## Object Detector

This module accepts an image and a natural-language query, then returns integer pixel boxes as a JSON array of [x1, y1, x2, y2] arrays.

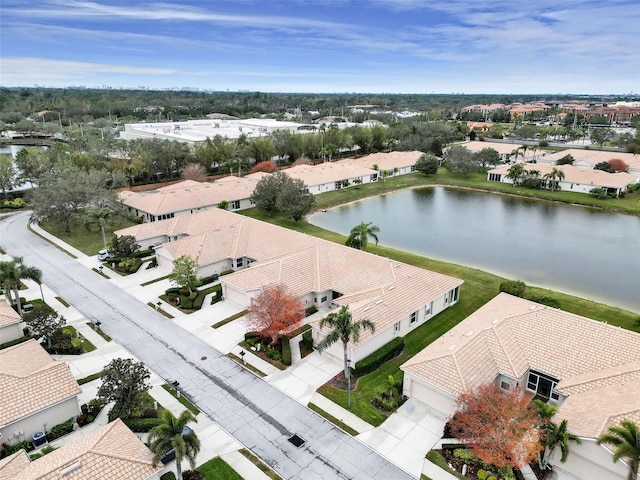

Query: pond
[[309, 187, 640, 312]]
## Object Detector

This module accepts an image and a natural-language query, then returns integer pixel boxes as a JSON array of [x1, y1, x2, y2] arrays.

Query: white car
[[97, 249, 112, 261]]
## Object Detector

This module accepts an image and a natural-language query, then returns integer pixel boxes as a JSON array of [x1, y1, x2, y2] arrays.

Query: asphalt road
[[1, 211, 415, 480]]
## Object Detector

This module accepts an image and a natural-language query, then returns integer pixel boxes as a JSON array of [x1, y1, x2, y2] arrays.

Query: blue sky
[[1, 0, 638, 94]]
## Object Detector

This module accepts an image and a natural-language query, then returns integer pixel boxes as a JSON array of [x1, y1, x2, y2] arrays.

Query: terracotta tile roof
[[0, 340, 81, 427], [460, 141, 529, 156], [0, 450, 31, 479], [0, 299, 21, 328], [401, 293, 640, 438], [539, 149, 640, 171], [488, 163, 638, 188], [336, 151, 423, 171], [118, 177, 259, 215], [7, 419, 160, 480], [284, 163, 376, 186]]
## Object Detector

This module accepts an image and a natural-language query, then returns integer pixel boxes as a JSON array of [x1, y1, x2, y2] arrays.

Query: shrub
[[488, 476, 497, 480], [628, 183, 640, 193], [192, 291, 206, 310], [199, 273, 219, 285], [522, 178, 544, 189], [281, 336, 291, 365], [220, 269, 235, 276], [267, 347, 282, 362], [453, 448, 476, 461], [48, 417, 74, 440], [590, 187, 607, 199], [526, 294, 561, 309], [1, 440, 33, 458], [499, 280, 527, 297], [305, 305, 318, 317], [121, 417, 162, 432], [160, 473, 177, 480], [354, 337, 404, 374], [182, 471, 205, 480], [245, 331, 260, 342], [477, 470, 488, 480]]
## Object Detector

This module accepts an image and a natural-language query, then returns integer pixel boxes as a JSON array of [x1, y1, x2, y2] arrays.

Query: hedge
[[281, 336, 291, 366], [192, 290, 207, 310], [220, 269, 235, 276], [0, 335, 31, 351], [199, 273, 219, 285], [121, 417, 163, 432], [48, 417, 75, 440], [354, 337, 404, 374]]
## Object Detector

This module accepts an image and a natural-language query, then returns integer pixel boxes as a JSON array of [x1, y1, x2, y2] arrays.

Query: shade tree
[[98, 358, 151, 419], [414, 153, 439, 175], [169, 255, 199, 296], [245, 284, 304, 344], [23, 304, 66, 348]]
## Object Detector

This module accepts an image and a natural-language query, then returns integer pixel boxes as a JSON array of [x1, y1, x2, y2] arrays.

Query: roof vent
[[375, 299, 382, 304], [448, 345, 456, 351], [492, 319, 499, 324], [387, 285, 395, 291], [363, 306, 370, 311], [60, 462, 82, 477], [529, 306, 536, 310], [394, 263, 401, 268], [288, 434, 306, 448]]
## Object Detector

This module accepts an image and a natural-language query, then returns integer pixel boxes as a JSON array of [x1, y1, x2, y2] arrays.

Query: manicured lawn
[[39, 215, 136, 256], [197, 457, 244, 480], [161, 384, 200, 415], [242, 173, 640, 426], [62, 325, 96, 353]]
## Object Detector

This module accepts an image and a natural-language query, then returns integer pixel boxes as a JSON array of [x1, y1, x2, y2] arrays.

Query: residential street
[[0, 211, 415, 480]]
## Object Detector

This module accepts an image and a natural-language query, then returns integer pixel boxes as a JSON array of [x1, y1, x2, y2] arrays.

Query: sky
[[1, 0, 639, 94]]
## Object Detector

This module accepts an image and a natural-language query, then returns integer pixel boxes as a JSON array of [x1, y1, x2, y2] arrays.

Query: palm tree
[[0, 257, 42, 316], [539, 419, 581, 469], [148, 409, 201, 480], [316, 305, 375, 379], [544, 167, 565, 191], [83, 206, 112, 248], [598, 420, 640, 480], [345, 221, 380, 250]]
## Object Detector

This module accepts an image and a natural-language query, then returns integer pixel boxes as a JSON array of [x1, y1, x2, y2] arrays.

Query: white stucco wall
[[0, 323, 23, 344], [402, 372, 458, 416], [0, 396, 81, 443], [550, 438, 630, 480]]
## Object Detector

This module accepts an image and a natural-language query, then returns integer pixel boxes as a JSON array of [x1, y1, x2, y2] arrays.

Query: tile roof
[[118, 177, 259, 216], [0, 299, 21, 328], [539, 149, 640, 171], [401, 293, 640, 438], [0, 450, 31, 479], [488, 163, 638, 188], [4, 419, 160, 480], [459, 141, 530, 156], [283, 163, 376, 187], [0, 340, 81, 427], [336, 151, 424, 171]]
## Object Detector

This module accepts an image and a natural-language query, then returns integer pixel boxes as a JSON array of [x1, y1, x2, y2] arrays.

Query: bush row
[[48, 417, 75, 441], [355, 337, 404, 374], [121, 417, 163, 432]]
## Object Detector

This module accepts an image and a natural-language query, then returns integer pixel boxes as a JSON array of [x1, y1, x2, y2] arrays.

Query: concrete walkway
[[18, 219, 456, 478]]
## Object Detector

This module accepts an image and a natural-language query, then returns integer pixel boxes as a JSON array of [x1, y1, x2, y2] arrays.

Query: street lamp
[[347, 358, 352, 410], [239, 350, 246, 365]]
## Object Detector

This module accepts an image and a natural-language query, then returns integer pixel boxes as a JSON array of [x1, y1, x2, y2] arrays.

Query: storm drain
[[288, 434, 306, 448]]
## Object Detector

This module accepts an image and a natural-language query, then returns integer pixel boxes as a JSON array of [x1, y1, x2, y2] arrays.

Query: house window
[[321, 295, 327, 303], [488, 173, 502, 182], [526, 369, 560, 400], [500, 381, 510, 390], [230, 200, 240, 210], [451, 286, 460, 303], [370, 174, 378, 182], [334, 181, 343, 190], [394, 321, 401, 333], [410, 311, 418, 325], [425, 302, 433, 317], [236, 258, 243, 268]]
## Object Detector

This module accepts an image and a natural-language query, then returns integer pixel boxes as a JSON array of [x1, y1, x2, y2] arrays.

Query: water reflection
[[309, 187, 640, 312]]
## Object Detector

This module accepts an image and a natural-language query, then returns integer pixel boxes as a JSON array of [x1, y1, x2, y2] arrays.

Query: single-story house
[[221, 237, 463, 363], [0, 418, 163, 479], [486, 163, 638, 197], [140, 208, 463, 363], [337, 150, 424, 177], [0, 339, 81, 444], [401, 293, 640, 480], [118, 177, 259, 222], [455, 141, 541, 162], [0, 299, 23, 344], [283, 163, 378, 194], [537, 149, 640, 176]]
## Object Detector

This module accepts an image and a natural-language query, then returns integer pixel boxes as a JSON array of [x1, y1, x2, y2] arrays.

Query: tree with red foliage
[[607, 159, 629, 172], [245, 284, 304, 343], [450, 383, 542, 470], [181, 163, 208, 181], [250, 161, 278, 174]]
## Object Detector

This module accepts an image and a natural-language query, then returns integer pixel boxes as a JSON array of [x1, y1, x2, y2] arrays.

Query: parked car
[[97, 249, 112, 261], [159, 426, 194, 464]]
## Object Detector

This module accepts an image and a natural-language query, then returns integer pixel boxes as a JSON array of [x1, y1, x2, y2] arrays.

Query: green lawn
[[62, 325, 96, 353], [197, 457, 244, 480], [39, 215, 136, 256], [161, 384, 200, 415], [242, 173, 640, 426]]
